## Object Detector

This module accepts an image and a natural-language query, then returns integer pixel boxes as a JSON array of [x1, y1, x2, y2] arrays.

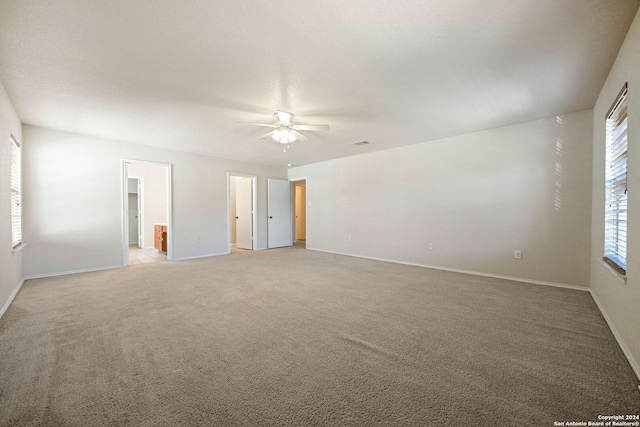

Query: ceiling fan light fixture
[[242, 110, 327, 149], [272, 127, 296, 144]]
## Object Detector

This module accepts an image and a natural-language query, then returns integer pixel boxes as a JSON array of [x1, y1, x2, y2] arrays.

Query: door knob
[[269, 216, 273, 219], [235, 216, 239, 219]]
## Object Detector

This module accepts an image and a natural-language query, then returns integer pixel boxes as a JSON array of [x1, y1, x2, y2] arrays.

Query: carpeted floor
[[0, 246, 638, 426]]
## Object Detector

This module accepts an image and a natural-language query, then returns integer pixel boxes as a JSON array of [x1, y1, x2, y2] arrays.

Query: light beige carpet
[[0, 246, 638, 426]]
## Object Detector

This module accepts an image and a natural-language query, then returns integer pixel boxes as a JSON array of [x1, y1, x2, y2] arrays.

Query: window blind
[[604, 83, 628, 275], [10, 135, 22, 249]]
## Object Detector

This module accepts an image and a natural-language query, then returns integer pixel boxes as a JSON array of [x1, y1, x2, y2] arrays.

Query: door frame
[[121, 159, 173, 265], [290, 177, 307, 244], [227, 173, 257, 252], [128, 175, 145, 248]]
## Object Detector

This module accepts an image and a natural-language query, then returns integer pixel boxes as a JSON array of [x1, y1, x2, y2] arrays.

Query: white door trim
[[227, 173, 257, 251], [122, 159, 173, 266]]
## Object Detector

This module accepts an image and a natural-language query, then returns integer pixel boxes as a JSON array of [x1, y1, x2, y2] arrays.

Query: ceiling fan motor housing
[[275, 111, 294, 126]]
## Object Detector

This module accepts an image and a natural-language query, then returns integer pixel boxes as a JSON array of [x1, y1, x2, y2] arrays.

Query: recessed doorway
[[228, 173, 257, 253], [127, 176, 143, 249], [122, 160, 173, 266], [291, 178, 307, 249]]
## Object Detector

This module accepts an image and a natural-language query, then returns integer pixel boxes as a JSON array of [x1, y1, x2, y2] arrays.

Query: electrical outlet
[[514, 250, 522, 259], [196, 237, 200, 244], [348, 236, 352, 242], [429, 243, 433, 250]]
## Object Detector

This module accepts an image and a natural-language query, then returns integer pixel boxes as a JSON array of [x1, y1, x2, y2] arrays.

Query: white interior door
[[236, 178, 253, 249], [268, 179, 292, 249], [136, 180, 143, 248]]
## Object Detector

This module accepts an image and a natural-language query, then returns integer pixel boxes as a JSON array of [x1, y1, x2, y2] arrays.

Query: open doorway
[[291, 178, 307, 249], [127, 176, 144, 248], [122, 160, 173, 266], [228, 173, 257, 253]]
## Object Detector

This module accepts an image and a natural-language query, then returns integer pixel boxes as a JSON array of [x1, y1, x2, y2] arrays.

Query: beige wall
[[289, 110, 593, 288], [22, 125, 287, 277], [590, 8, 640, 378], [0, 80, 23, 316]]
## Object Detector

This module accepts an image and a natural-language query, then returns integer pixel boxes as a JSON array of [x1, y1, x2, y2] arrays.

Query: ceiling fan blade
[[258, 130, 277, 140], [291, 130, 308, 141], [238, 122, 278, 128], [291, 124, 330, 131]]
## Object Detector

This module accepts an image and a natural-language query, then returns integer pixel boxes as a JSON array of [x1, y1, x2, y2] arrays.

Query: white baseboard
[[590, 291, 640, 381], [308, 248, 589, 292], [0, 278, 25, 319], [25, 265, 122, 280], [172, 252, 230, 261]]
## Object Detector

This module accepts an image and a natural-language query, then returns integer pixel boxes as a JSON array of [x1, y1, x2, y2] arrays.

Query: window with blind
[[10, 135, 22, 249], [604, 83, 628, 275]]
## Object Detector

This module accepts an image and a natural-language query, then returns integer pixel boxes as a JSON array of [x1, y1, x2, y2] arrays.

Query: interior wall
[[127, 178, 139, 245], [127, 163, 167, 249], [128, 178, 138, 194], [22, 125, 287, 278], [289, 110, 593, 288], [590, 7, 640, 378], [0, 79, 23, 315], [127, 193, 138, 244]]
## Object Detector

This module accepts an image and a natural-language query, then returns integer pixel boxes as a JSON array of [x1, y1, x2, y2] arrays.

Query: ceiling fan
[[240, 111, 330, 149]]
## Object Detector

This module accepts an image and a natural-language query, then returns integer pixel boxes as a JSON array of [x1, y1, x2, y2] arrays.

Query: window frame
[[603, 82, 628, 276]]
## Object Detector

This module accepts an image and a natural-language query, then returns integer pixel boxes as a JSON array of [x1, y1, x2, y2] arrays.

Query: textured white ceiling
[[0, 0, 638, 167]]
